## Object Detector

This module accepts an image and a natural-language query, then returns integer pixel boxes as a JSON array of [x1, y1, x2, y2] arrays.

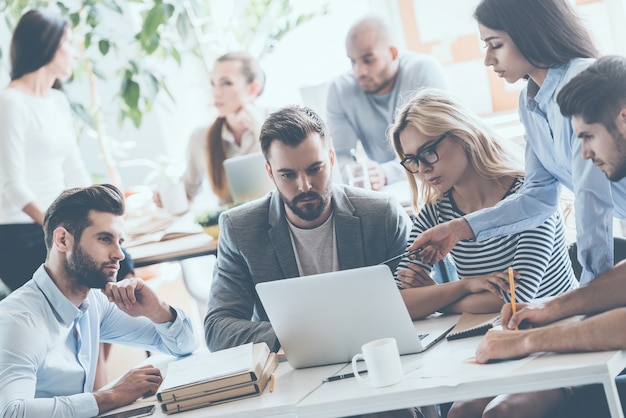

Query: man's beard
[[281, 190, 332, 221], [607, 128, 626, 181], [360, 76, 393, 95], [65, 243, 117, 289]]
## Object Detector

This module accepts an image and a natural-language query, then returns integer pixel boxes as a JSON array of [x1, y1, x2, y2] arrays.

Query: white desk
[[298, 315, 626, 418], [103, 315, 626, 418], [102, 355, 345, 418]]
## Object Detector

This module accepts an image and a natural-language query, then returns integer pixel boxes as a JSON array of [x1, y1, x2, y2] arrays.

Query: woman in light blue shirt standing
[[411, 0, 626, 287]]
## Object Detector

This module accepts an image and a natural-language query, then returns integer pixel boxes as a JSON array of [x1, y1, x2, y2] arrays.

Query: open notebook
[[446, 312, 500, 340], [256, 265, 455, 369]]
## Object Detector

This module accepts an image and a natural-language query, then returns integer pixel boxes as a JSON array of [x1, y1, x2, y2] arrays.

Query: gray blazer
[[204, 184, 411, 351]]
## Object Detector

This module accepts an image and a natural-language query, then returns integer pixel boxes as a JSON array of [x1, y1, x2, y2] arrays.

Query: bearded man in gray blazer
[[204, 105, 412, 352]]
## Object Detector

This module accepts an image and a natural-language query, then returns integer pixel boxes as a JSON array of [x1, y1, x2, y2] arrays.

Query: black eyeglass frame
[[400, 133, 448, 173]]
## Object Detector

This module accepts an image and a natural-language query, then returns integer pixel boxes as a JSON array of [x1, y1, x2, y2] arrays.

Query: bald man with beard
[[327, 15, 448, 191]]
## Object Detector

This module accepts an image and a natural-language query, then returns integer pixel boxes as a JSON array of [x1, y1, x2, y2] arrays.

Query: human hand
[[94, 365, 163, 412], [463, 269, 521, 299], [152, 190, 163, 208], [234, 103, 263, 134], [102, 278, 173, 323], [500, 300, 556, 330], [396, 262, 436, 288], [407, 218, 474, 264], [366, 160, 386, 191], [475, 329, 530, 363]]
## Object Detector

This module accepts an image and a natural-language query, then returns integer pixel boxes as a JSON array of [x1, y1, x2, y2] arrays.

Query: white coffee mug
[[159, 181, 189, 215], [351, 337, 404, 388]]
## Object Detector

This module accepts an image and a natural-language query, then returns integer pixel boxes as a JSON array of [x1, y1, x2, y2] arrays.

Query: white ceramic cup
[[159, 181, 189, 215], [345, 161, 371, 190], [351, 337, 404, 388]]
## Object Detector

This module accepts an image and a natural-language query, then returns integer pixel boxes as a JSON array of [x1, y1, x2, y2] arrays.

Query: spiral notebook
[[446, 312, 500, 340]]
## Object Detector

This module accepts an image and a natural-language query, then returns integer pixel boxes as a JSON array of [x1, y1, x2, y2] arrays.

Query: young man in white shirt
[[0, 184, 198, 418]]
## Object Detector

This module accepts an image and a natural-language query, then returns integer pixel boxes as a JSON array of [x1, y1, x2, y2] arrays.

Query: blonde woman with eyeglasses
[[390, 89, 576, 321]]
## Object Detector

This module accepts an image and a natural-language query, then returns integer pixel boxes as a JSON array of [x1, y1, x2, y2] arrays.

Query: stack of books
[[156, 342, 278, 414]]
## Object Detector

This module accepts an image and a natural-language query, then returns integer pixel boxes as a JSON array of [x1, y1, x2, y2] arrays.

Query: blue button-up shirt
[[466, 58, 626, 284], [0, 266, 198, 418]]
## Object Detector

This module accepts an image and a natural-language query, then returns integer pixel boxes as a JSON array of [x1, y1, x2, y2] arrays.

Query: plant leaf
[[98, 39, 110, 55], [122, 78, 140, 109]]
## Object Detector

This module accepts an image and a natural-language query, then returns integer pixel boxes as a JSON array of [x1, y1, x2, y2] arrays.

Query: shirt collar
[[526, 62, 570, 105], [33, 265, 86, 327], [220, 121, 258, 151]]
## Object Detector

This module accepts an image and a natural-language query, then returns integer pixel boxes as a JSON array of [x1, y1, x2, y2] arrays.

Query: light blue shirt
[[0, 266, 198, 418], [327, 52, 449, 185], [467, 58, 626, 284]]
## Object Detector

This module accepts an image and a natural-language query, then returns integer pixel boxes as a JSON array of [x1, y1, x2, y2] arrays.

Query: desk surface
[[100, 314, 626, 418], [298, 326, 626, 417], [101, 355, 344, 418]]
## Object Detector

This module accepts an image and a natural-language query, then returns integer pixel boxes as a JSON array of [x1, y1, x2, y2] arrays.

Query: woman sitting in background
[[390, 88, 577, 320], [181, 51, 266, 206]]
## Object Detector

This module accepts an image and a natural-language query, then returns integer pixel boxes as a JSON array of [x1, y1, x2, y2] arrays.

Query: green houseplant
[[0, 0, 327, 187], [194, 204, 237, 239]]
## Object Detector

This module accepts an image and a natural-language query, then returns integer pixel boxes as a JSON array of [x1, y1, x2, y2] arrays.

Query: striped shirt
[[397, 177, 578, 302]]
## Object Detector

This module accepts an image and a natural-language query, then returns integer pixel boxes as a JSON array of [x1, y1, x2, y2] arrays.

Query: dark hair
[[206, 51, 265, 200], [260, 105, 328, 159], [10, 9, 68, 88], [558, 56, 626, 131], [43, 184, 125, 251], [474, 0, 598, 68]]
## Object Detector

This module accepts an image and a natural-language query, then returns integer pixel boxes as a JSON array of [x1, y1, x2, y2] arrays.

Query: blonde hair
[[390, 88, 523, 211]]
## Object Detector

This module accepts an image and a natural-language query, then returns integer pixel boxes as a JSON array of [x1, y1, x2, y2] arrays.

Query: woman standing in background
[[0, 8, 134, 291], [0, 9, 94, 291]]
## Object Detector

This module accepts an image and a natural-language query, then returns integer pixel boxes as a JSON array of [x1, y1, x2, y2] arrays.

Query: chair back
[[568, 237, 626, 280]]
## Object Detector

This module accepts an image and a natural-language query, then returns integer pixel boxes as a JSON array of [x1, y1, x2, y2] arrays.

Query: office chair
[[567, 236, 626, 280]]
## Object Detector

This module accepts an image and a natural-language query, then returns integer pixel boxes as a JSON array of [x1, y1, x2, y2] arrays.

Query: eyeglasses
[[400, 133, 447, 173]]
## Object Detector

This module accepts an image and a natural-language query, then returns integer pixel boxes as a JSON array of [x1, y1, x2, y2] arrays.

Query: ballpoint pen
[[323, 364, 422, 383], [379, 248, 422, 265], [323, 370, 367, 382]]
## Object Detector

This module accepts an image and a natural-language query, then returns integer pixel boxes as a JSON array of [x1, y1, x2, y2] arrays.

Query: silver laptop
[[255, 265, 454, 369], [223, 152, 275, 203]]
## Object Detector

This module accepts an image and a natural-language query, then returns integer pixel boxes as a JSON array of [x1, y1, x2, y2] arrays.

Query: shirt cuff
[[76, 393, 100, 418]]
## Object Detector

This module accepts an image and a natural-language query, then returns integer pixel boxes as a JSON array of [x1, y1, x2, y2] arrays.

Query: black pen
[[323, 370, 367, 382]]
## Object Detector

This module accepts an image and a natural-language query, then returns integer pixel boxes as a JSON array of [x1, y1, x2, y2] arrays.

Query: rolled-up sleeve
[[99, 294, 198, 356], [570, 134, 614, 283]]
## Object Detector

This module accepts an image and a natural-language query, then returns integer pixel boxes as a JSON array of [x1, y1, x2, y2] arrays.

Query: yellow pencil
[[508, 267, 518, 330]]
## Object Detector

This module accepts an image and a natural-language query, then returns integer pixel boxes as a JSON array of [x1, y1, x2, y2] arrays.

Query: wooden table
[[126, 233, 217, 268]]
